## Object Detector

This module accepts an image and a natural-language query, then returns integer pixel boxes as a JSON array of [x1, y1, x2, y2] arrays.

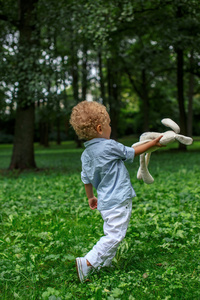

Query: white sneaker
[[76, 257, 92, 282]]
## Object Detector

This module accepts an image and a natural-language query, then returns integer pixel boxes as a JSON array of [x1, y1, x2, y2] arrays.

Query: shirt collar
[[84, 138, 108, 148]]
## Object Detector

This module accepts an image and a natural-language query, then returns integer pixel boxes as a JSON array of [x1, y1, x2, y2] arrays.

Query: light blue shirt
[[81, 138, 136, 211]]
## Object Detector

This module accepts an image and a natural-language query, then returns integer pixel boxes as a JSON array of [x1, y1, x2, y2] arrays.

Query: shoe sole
[[76, 258, 84, 282]]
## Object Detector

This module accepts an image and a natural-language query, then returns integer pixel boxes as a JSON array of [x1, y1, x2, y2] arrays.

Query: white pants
[[85, 199, 132, 269]]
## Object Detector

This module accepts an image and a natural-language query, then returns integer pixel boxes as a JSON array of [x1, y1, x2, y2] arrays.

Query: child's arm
[[84, 183, 98, 210], [133, 135, 163, 156]]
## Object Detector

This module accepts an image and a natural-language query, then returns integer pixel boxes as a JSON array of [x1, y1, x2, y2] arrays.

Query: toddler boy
[[70, 101, 162, 282]]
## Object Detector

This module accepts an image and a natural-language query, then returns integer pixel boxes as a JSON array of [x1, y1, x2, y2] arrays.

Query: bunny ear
[[175, 134, 193, 145], [161, 118, 180, 133]]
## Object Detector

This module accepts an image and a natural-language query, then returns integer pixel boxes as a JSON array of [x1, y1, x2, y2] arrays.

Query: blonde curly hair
[[70, 101, 109, 140]]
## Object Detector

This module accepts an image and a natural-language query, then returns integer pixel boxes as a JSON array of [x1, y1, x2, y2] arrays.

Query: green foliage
[[1, 0, 200, 150], [0, 140, 200, 299]]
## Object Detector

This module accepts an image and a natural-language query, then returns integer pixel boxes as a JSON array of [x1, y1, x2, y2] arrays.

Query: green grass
[[0, 138, 200, 299]]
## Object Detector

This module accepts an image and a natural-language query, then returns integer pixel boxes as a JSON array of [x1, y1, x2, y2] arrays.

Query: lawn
[[0, 138, 200, 299]]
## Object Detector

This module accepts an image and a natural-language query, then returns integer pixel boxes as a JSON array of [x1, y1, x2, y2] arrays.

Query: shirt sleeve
[[108, 140, 135, 163], [81, 169, 90, 184], [81, 151, 91, 184], [124, 145, 135, 163]]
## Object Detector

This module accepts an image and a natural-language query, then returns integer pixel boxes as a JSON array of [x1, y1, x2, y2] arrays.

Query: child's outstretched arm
[[133, 135, 163, 156], [84, 183, 98, 210]]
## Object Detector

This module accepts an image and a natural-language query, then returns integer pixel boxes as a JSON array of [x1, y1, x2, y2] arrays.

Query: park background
[[0, 0, 200, 299]]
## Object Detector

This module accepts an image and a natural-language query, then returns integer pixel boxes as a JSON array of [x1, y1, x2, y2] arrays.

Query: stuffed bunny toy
[[132, 118, 193, 184]]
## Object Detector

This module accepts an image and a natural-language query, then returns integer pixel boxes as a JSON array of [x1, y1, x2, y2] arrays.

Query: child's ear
[[96, 124, 102, 135]]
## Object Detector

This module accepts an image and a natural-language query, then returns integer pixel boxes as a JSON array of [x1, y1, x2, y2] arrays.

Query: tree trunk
[[71, 48, 79, 103], [56, 115, 61, 145], [141, 69, 149, 132], [81, 44, 88, 101], [53, 35, 61, 146], [61, 56, 69, 138], [71, 48, 82, 147], [55, 94, 61, 146], [10, 104, 36, 169], [176, 5, 187, 150], [9, 0, 38, 169], [107, 58, 120, 140], [176, 48, 187, 150], [187, 51, 194, 137], [98, 50, 106, 105], [40, 121, 49, 147]]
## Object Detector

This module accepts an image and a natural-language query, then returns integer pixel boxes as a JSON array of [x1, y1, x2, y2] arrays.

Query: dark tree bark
[[53, 35, 61, 146], [9, 0, 38, 169], [107, 58, 120, 140], [61, 55, 69, 138], [81, 44, 88, 101], [176, 48, 187, 151], [72, 50, 82, 148], [10, 103, 36, 169], [55, 94, 61, 146], [56, 112, 61, 145], [187, 51, 194, 137], [39, 121, 49, 148], [176, 5, 187, 151], [98, 50, 106, 105], [70, 35, 82, 148], [71, 45, 79, 103], [141, 69, 150, 132], [176, 49, 187, 134]]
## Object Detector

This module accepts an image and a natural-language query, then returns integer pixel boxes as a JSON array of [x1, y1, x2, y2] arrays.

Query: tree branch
[[122, 61, 143, 98]]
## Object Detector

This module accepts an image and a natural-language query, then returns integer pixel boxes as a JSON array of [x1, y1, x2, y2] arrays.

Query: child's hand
[[150, 135, 166, 148], [134, 135, 165, 156], [88, 197, 98, 210], [154, 135, 165, 147]]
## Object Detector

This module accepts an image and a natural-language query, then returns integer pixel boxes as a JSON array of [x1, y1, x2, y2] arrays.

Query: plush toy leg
[[140, 153, 154, 184], [145, 152, 151, 167], [137, 157, 142, 180]]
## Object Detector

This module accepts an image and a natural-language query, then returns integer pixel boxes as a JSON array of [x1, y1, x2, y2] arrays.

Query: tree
[[1, 0, 200, 170], [158, 0, 200, 148], [187, 50, 194, 137], [9, 0, 39, 169], [82, 0, 200, 136], [0, 0, 78, 165]]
